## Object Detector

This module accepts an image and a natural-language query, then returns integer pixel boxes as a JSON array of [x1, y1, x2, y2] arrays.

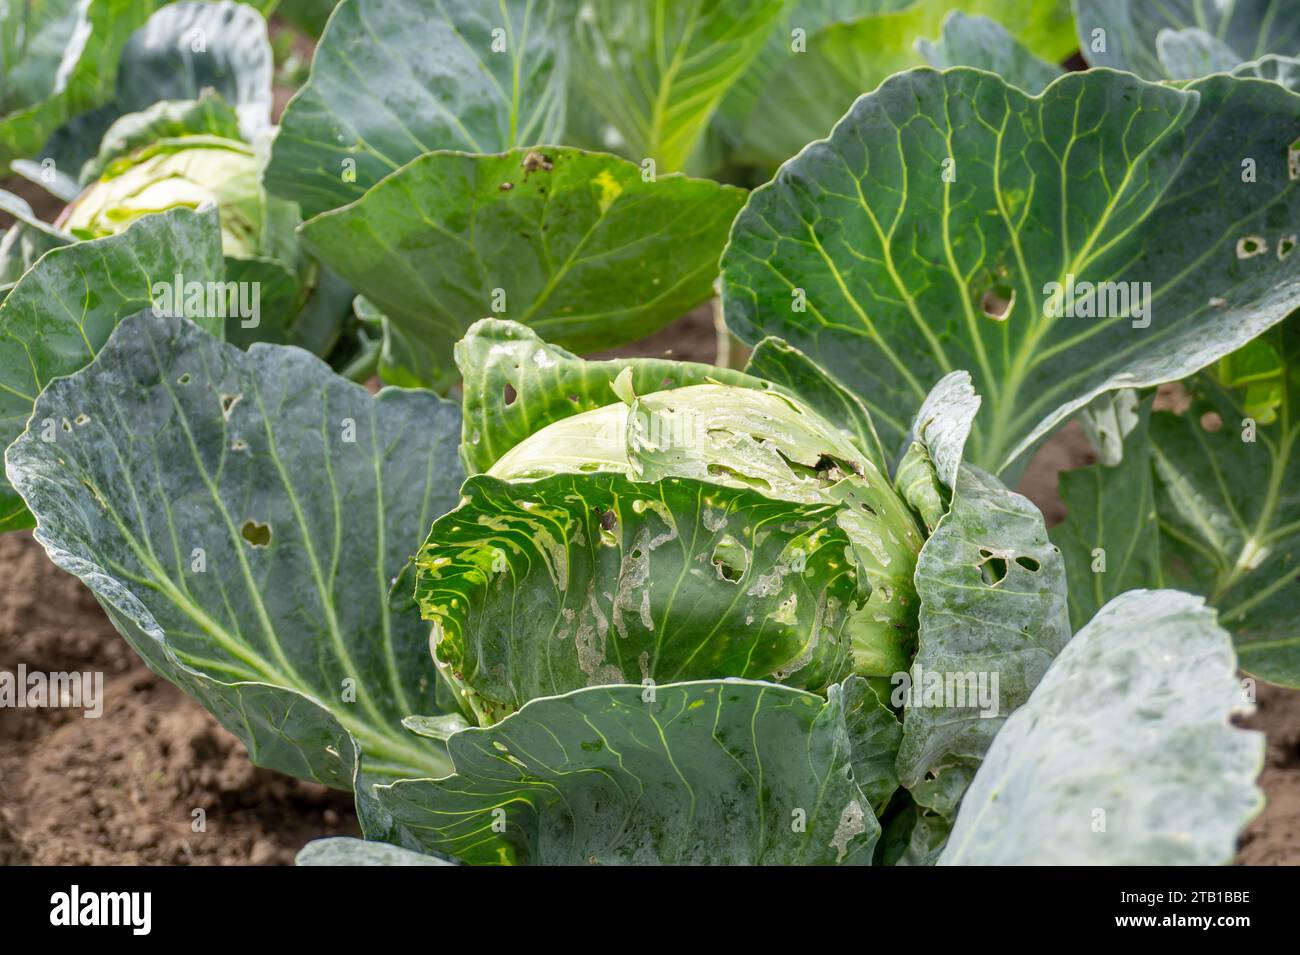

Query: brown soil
[[0, 301, 1294, 865]]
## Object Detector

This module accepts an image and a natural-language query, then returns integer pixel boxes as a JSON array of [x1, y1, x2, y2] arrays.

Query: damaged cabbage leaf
[[744, 336, 890, 477], [418, 471, 872, 723], [5, 311, 462, 796], [299, 148, 745, 389], [1073, 0, 1299, 80], [0, 206, 223, 531], [378, 679, 879, 865], [722, 68, 1300, 474], [457, 319, 784, 474], [1151, 319, 1300, 687], [941, 590, 1263, 864], [891, 372, 1070, 860], [267, 0, 567, 217]]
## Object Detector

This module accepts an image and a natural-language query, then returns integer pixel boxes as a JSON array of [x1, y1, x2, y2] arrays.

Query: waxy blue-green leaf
[[940, 590, 1263, 864], [892, 373, 1070, 833], [916, 12, 1064, 94], [300, 148, 746, 390], [722, 68, 1300, 474], [564, 0, 783, 173], [893, 371, 980, 532], [378, 679, 880, 865], [1050, 393, 1163, 629], [0, 206, 223, 530], [296, 837, 454, 866], [416, 471, 866, 723], [1074, 0, 1300, 80], [266, 0, 567, 218], [734, 0, 1077, 171], [1151, 319, 1300, 686], [5, 310, 462, 790], [1231, 54, 1300, 91]]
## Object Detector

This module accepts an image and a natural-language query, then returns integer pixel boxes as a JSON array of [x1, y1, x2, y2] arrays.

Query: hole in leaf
[[1279, 235, 1296, 260], [980, 557, 1008, 586], [177, 373, 191, 385], [980, 284, 1014, 320], [220, 393, 242, 419], [711, 535, 749, 582], [1015, 556, 1040, 572], [1236, 235, 1267, 259], [240, 519, 271, 548], [503, 382, 518, 406], [707, 464, 771, 492], [1201, 411, 1223, 432]]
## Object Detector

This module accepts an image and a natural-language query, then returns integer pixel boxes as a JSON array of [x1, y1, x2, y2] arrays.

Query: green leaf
[[5, 310, 462, 791], [44, 0, 276, 181], [841, 676, 903, 814], [940, 590, 1263, 864], [722, 68, 1300, 474], [266, 0, 567, 217], [296, 837, 454, 866], [0, 0, 165, 169], [1230, 54, 1300, 91], [893, 371, 980, 532], [735, 0, 1077, 171], [80, 92, 244, 184], [221, 254, 304, 348], [1050, 393, 1163, 629], [377, 678, 880, 865], [712, 0, 866, 148], [0, 189, 74, 288], [455, 318, 759, 475], [744, 336, 889, 476], [299, 147, 746, 389], [564, 0, 783, 173], [1150, 319, 1300, 686], [116, 1, 274, 136], [1074, 0, 1300, 80], [0, 206, 224, 531], [416, 471, 866, 723], [1156, 27, 1246, 79], [892, 373, 1070, 825], [916, 12, 1064, 94]]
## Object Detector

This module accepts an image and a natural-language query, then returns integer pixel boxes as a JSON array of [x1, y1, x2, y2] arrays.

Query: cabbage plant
[[1, 0, 1293, 868], [3, 314, 1264, 865]]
